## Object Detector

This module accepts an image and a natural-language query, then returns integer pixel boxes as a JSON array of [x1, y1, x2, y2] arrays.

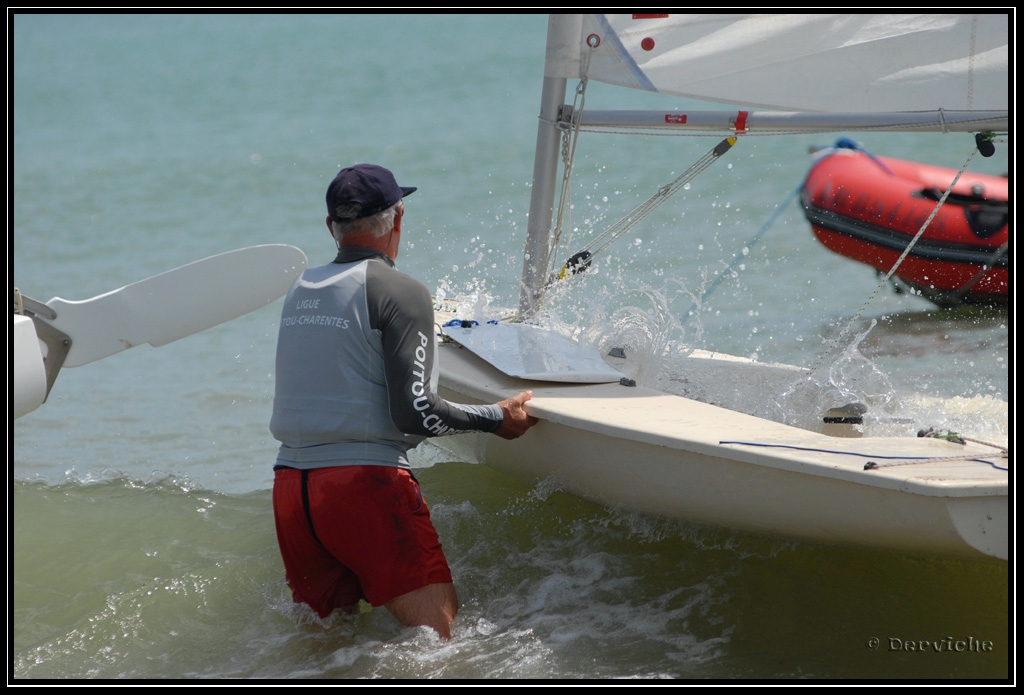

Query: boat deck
[[437, 339, 1006, 499]]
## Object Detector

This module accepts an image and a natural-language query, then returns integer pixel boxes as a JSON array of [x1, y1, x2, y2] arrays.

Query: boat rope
[[550, 136, 737, 284], [948, 241, 1009, 302], [863, 457, 1006, 471], [544, 37, 741, 288], [546, 79, 590, 284], [917, 427, 1009, 453], [543, 44, 597, 289], [720, 439, 1008, 471], [682, 182, 801, 322], [807, 142, 981, 375]]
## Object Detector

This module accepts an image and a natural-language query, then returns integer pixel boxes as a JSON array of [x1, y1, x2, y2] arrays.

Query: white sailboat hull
[[478, 13, 1008, 562], [436, 336, 1007, 561]]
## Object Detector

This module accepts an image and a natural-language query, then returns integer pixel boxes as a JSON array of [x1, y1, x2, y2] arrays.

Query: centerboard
[[441, 321, 625, 383]]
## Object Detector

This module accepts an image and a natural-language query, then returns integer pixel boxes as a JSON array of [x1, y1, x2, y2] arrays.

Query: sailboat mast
[[518, 72, 566, 316], [519, 14, 579, 316]]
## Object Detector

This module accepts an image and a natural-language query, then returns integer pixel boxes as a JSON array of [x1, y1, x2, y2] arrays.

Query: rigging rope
[[546, 78, 590, 283], [948, 241, 1009, 303], [543, 44, 596, 290], [550, 136, 737, 285], [807, 143, 981, 375], [682, 182, 801, 322], [543, 37, 742, 290]]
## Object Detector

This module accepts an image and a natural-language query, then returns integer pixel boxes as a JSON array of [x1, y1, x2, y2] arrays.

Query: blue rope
[[832, 136, 895, 175], [684, 183, 801, 321], [441, 318, 499, 329], [683, 136, 903, 322]]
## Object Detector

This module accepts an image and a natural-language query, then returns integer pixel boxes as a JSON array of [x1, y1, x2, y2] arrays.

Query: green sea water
[[12, 13, 1010, 680]]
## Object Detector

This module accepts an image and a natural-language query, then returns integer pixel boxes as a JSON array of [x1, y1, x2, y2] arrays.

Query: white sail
[[521, 14, 1010, 312], [546, 14, 1008, 114]]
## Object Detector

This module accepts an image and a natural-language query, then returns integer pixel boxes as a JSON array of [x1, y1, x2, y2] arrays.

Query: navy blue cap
[[326, 164, 416, 223]]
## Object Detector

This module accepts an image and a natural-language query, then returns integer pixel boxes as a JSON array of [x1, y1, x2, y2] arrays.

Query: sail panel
[[545, 14, 1008, 114]]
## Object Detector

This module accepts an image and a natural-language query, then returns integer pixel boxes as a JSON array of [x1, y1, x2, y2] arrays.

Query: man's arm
[[370, 262, 505, 437]]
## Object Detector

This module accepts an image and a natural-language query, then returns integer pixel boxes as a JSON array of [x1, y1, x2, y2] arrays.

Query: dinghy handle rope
[[948, 241, 1009, 303], [808, 142, 980, 375], [720, 439, 1008, 471], [916, 428, 1008, 453]]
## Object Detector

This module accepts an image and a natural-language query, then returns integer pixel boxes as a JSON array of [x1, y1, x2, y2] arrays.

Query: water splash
[[437, 264, 1006, 442], [766, 319, 898, 431]]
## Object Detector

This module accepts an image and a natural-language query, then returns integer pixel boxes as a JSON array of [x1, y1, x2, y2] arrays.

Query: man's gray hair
[[331, 202, 401, 241]]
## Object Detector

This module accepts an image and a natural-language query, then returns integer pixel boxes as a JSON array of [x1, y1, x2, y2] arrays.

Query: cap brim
[[400, 186, 417, 198]]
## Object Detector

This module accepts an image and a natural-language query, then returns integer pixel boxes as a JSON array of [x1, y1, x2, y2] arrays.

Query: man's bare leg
[[385, 582, 459, 639]]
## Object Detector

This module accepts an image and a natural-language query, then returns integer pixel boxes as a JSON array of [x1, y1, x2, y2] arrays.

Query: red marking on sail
[[633, 14, 668, 19], [640, 37, 656, 51]]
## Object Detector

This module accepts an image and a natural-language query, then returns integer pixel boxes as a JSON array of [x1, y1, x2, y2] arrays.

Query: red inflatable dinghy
[[801, 146, 1008, 307]]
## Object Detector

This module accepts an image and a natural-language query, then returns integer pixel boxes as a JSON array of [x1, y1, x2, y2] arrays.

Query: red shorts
[[272, 465, 453, 617]]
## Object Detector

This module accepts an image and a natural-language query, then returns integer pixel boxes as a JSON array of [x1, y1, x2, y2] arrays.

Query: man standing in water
[[270, 164, 537, 639]]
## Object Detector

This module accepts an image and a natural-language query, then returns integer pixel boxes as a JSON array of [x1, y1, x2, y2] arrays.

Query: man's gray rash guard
[[270, 247, 502, 470]]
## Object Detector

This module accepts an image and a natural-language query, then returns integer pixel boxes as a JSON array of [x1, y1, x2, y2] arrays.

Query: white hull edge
[[435, 337, 1007, 561]]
